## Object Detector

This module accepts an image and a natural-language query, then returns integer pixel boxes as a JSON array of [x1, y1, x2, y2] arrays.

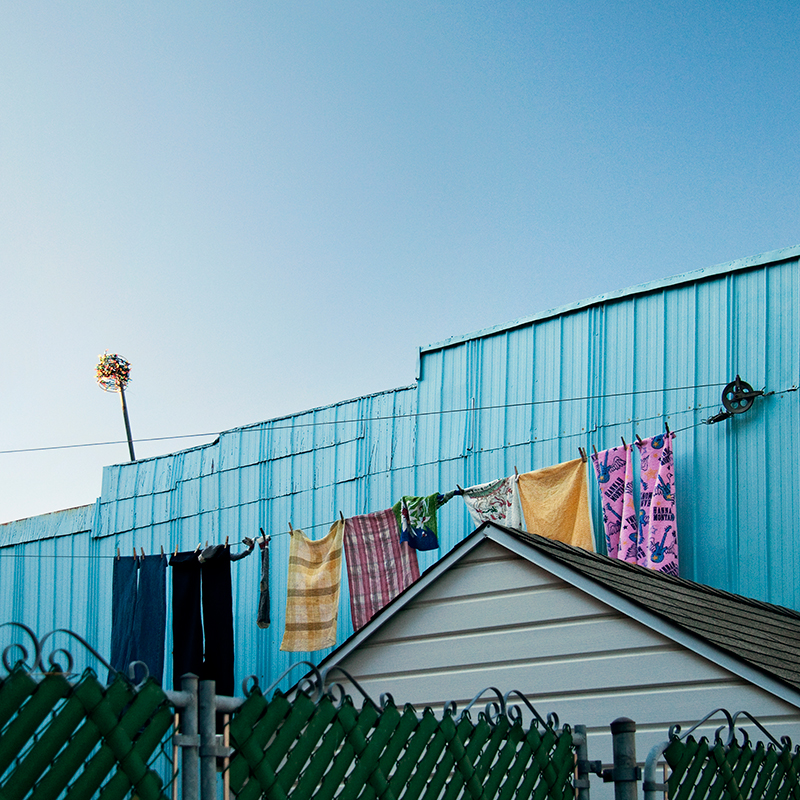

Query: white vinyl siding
[[331, 540, 800, 771]]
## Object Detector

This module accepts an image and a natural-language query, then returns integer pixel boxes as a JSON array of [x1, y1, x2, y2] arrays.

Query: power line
[[0, 381, 730, 456]]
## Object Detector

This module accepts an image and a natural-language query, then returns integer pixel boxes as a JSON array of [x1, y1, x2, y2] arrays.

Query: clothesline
[[2, 388, 793, 558], [0, 381, 734, 456]]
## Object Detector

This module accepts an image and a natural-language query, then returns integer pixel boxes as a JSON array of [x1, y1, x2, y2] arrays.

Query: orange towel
[[280, 521, 344, 652], [518, 459, 595, 551]]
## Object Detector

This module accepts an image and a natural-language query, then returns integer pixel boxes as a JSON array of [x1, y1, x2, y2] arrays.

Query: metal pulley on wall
[[705, 376, 765, 424]]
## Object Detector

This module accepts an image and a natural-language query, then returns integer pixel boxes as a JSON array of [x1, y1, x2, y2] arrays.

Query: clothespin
[[116, 547, 120, 561], [225, 536, 229, 549], [288, 522, 294, 535], [456, 483, 464, 494], [195, 542, 202, 553], [621, 436, 627, 448], [160, 545, 164, 559], [664, 421, 671, 436], [133, 546, 137, 559], [174, 545, 179, 557], [141, 546, 146, 557], [578, 447, 587, 463], [591, 444, 598, 457], [205, 540, 208, 548], [339, 511, 345, 524], [635, 434, 644, 445], [514, 466, 519, 481]]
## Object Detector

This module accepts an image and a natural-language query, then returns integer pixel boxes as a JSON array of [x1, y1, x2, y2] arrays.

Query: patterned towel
[[518, 459, 595, 551], [591, 445, 636, 559], [344, 509, 420, 631], [280, 521, 344, 652], [635, 433, 679, 575], [461, 476, 525, 530]]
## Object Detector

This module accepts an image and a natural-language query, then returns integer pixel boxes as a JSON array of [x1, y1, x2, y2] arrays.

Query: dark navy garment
[[257, 539, 270, 629], [108, 555, 166, 685], [170, 549, 234, 696]]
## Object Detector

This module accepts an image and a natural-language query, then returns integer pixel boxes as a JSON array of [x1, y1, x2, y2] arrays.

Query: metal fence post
[[176, 673, 199, 800], [603, 717, 641, 800], [574, 724, 602, 800], [199, 679, 218, 800]]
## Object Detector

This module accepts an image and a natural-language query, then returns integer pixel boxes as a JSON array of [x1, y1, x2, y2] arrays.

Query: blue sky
[[1, 1, 798, 523]]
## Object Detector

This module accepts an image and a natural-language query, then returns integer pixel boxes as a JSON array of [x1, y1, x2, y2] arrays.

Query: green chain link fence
[[0, 665, 176, 800], [227, 686, 576, 800], [664, 733, 800, 800]]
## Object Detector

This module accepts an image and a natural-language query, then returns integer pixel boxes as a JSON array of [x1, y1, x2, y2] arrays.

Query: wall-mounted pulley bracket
[[721, 376, 764, 414], [704, 375, 764, 425]]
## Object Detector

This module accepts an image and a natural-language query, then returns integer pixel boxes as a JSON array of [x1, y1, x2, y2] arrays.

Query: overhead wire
[[1, 383, 795, 557], [0, 381, 732, 456]]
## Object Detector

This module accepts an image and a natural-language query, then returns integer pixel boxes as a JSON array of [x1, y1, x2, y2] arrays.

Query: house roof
[[494, 524, 800, 693], [318, 522, 800, 699]]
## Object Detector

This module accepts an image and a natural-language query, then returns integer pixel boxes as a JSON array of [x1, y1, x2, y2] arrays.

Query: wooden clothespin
[[174, 545, 179, 557], [195, 542, 202, 553], [635, 434, 644, 445], [141, 546, 146, 557], [591, 444, 598, 457], [133, 545, 137, 559], [514, 466, 519, 480], [664, 421, 671, 436], [456, 483, 464, 494], [621, 436, 627, 448], [116, 547, 120, 561], [339, 511, 345, 524], [578, 447, 587, 463], [288, 522, 294, 535], [160, 545, 164, 559], [225, 536, 229, 549]]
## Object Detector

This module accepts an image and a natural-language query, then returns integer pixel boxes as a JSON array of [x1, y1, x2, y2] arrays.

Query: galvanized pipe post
[[604, 717, 641, 800], [175, 673, 199, 800], [199, 679, 218, 800], [573, 724, 599, 800]]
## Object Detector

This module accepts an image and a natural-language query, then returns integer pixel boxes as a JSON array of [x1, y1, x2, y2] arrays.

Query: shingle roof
[[495, 524, 800, 692]]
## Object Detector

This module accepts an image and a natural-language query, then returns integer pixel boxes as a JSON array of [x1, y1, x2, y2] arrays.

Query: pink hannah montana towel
[[636, 433, 679, 576], [591, 444, 637, 560]]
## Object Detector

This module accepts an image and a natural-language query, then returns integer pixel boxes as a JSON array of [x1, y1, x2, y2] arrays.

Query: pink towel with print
[[591, 445, 637, 559], [343, 509, 420, 631], [636, 433, 679, 575]]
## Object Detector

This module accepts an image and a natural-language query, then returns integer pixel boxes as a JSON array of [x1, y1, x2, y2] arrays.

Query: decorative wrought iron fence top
[[644, 707, 800, 800], [0, 622, 151, 687], [241, 657, 566, 732]]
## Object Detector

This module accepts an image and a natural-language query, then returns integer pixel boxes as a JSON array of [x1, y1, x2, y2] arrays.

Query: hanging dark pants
[[109, 555, 166, 685], [170, 549, 234, 696]]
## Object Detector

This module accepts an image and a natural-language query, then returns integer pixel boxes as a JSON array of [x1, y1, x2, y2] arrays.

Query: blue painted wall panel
[[2, 247, 799, 695]]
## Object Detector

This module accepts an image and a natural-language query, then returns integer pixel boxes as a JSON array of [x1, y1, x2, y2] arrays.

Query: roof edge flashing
[[421, 244, 800, 355]]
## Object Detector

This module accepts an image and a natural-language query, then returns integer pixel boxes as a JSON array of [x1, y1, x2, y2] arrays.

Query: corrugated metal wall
[[1, 246, 798, 694]]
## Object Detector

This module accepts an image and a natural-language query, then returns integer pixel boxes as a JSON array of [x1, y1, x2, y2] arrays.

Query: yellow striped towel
[[280, 521, 344, 652]]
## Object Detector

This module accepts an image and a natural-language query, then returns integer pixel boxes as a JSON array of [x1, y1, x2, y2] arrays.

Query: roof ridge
[[503, 526, 800, 620]]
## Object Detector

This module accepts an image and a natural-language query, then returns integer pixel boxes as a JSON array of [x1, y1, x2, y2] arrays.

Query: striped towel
[[344, 509, 420, 631], [280, 521, 344, 652]]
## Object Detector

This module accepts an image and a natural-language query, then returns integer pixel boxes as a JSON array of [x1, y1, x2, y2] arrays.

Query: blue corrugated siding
[[2, 247, 799, 694]]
